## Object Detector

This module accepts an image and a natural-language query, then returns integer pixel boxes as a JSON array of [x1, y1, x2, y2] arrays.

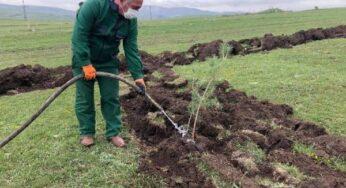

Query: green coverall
[[71, 0, 143, 138]]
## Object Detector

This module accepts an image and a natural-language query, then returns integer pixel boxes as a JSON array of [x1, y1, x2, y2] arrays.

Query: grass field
[[1, 8, 346, 186]]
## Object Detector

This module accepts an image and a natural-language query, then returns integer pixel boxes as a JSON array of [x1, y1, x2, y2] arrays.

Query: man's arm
[[72, 0, 99, 68], [123, 19, 144, 80]]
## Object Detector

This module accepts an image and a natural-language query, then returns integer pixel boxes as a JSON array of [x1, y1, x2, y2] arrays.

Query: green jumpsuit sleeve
[[71, 0, 99, 68], [123, 19, 144, 80]]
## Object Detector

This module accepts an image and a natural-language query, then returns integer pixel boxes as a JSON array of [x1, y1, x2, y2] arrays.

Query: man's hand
[[135, 78, 146, 96], [82, 64, 96, 80]]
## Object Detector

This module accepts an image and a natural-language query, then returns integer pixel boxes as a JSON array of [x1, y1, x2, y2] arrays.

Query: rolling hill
[[0, 3, 240, 21], [0, 4, 75, 20], [139, 5, 240, 19]]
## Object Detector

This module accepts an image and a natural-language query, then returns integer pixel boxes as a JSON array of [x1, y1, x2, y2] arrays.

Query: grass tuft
[[235, 141, 266, 164], [198, 159, 241, 188], [257, 178, 292, 188], [274, 163, 309, 181], [293, 142, 316, 156]]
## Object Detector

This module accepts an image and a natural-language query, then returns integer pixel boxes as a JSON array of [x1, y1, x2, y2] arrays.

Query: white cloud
[[1, 0, 346, 12]]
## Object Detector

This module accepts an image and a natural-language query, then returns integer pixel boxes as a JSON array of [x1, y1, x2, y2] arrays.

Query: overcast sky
[[1, 0, 346, 12]]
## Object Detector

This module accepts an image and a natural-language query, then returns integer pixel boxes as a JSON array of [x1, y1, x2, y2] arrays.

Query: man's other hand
[[82, 64, 96, 80]]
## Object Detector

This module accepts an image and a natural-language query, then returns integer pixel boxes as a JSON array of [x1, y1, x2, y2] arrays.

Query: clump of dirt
[[0, 64, 72, 95], [305, 135, 346, 157], [239, 37, 262, 49], [228, 40, 245, 55], [261, 34, 292, 51], [139, 136, 215, 187], [289, 30, 307, 45], [187, 40, 223, 61], [118, 51, 192, 74], [323, 25, 346, 38], [203, 154, 261, 188]]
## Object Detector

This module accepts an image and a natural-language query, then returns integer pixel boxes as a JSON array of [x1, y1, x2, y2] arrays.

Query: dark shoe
[[110, 136, 126, 148], [80, 136, 94, 147]]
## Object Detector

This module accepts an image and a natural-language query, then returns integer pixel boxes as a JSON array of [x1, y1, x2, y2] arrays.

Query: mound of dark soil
[[187, 25, 346, 61], [188, 40, 223, 61], [0, 51, 193, 96], [118, 51, 192, 74], [0, 64, 72, 95]]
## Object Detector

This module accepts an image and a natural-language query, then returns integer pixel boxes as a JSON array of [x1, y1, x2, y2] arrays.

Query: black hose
[[0, 72, 155, 149]]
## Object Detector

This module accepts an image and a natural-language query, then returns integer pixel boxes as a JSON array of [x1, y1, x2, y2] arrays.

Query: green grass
[[235, 141, 266, 164], [257, 178, 292, 188], [330, 158, 346, 174], [293, 142, 316, 156], [274, 163, 309, 181], [152, 70, 164, 79], [175, 39, 346, 136], [0, 87, 161, 187], [1, 7, 346, 186]]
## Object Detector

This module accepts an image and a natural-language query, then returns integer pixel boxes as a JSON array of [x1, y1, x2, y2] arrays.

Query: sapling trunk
[[187, 80, 198, 132], [187, 112, 193, 132], [191, 79, 214, 141]]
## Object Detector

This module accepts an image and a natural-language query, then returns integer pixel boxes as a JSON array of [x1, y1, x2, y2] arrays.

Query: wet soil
[[1, 25, 346, 187]]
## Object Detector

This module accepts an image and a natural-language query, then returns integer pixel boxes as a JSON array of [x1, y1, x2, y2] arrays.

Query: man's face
[[115, 0, 142, 16]]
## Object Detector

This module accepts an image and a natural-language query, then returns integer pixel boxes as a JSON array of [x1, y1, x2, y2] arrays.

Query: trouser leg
[[73, 69, 96, 137], [96, 67, 122, 139]]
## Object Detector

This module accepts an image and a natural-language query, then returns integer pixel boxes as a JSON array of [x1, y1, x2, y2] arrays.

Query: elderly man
[[71, 0, 145, 147]]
